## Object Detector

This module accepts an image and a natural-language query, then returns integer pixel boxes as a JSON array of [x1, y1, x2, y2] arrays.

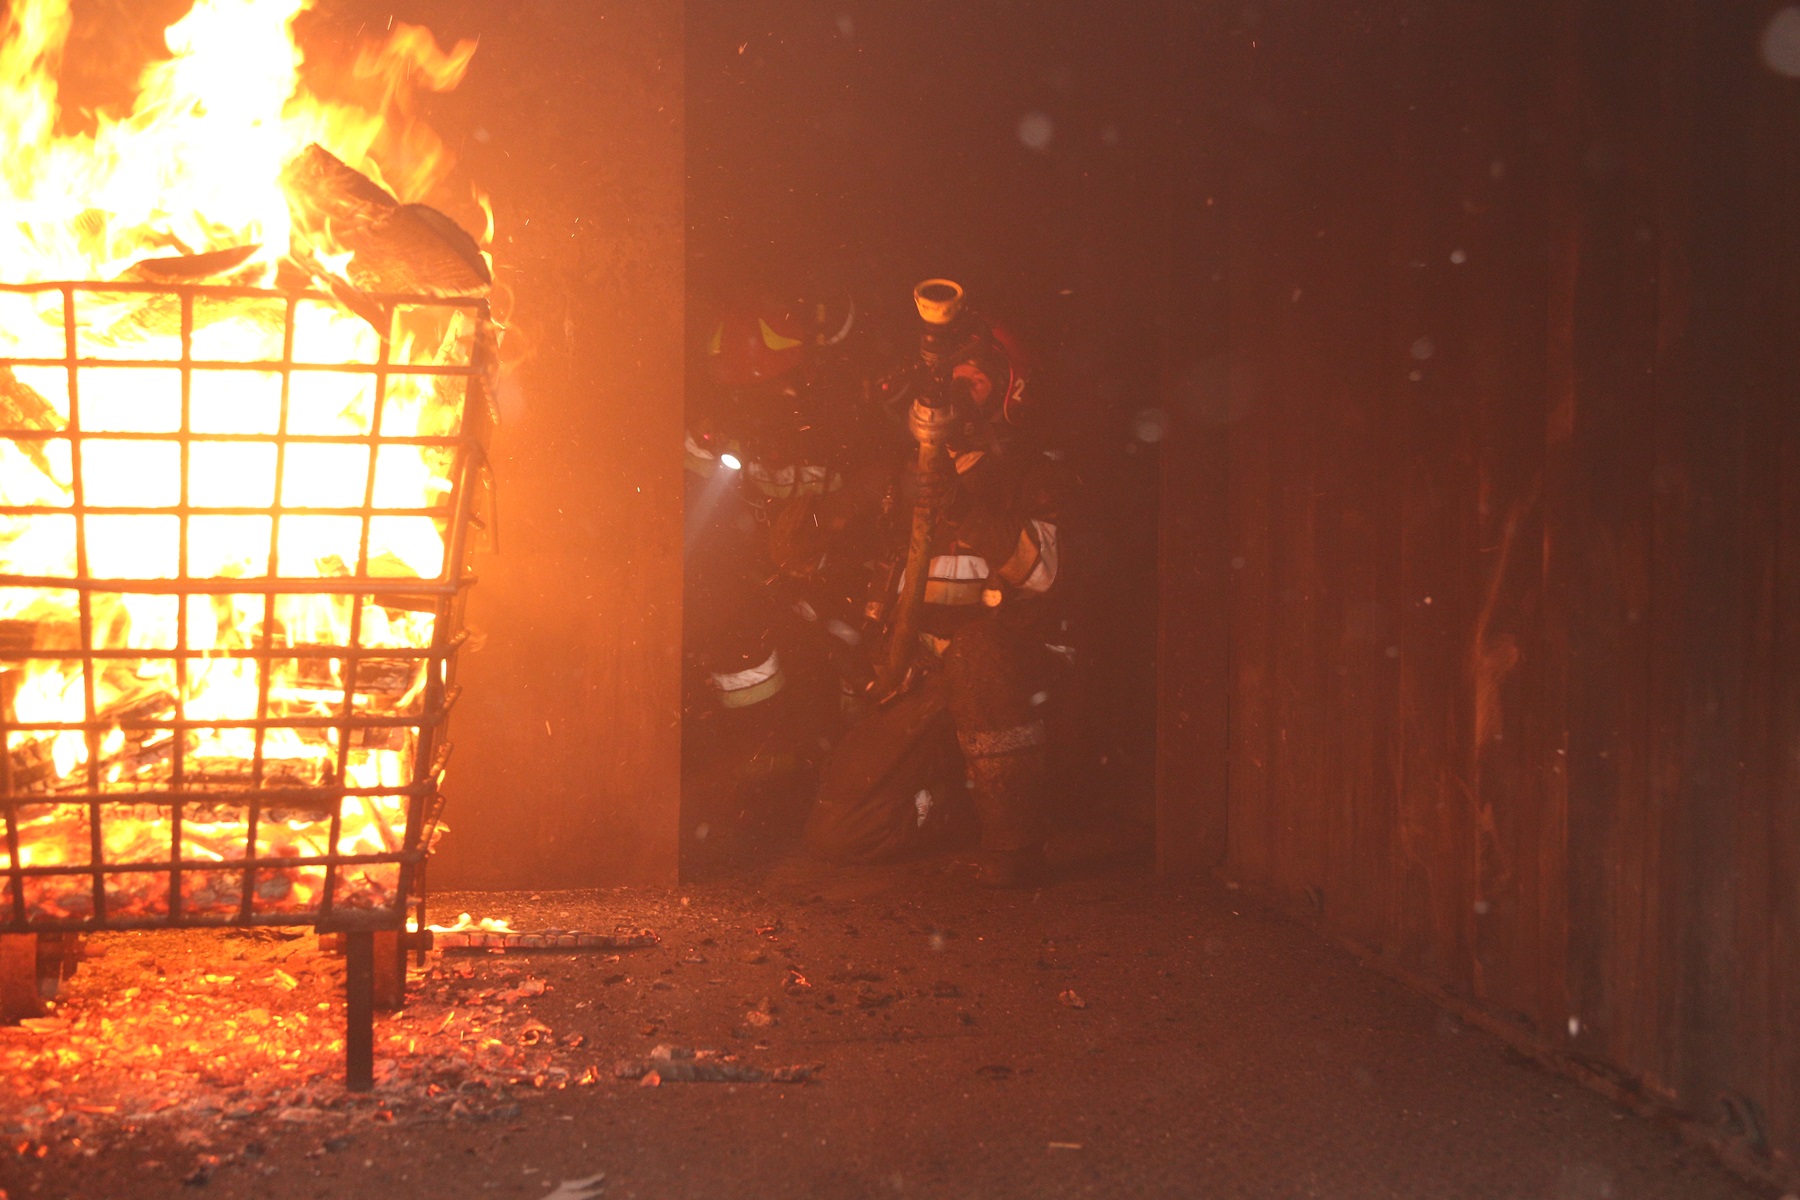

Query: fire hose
[[873, 391, 957, 702]]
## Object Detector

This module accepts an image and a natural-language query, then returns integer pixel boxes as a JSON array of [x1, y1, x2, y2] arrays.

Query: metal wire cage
[[0, 280, 491, 935]]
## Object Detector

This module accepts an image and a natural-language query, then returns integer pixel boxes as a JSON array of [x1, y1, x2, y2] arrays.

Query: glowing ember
[[1, 928, 600, 1149], [426, 912, 514, 935], [0, 0, 491, 923]]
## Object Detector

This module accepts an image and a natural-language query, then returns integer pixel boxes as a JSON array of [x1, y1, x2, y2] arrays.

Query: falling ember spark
[[0, 0, 491, 921]]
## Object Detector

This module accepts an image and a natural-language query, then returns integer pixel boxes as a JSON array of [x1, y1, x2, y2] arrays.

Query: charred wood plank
[[0, 367, 66, 482], [280, 144, 489, 299], [432, 928, 660, 952], [115, 243, 263, 286], [612, 1051, 815, 1084]]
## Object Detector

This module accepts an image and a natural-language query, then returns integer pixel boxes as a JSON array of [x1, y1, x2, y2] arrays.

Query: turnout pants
[[805, 619, 1054, 863]]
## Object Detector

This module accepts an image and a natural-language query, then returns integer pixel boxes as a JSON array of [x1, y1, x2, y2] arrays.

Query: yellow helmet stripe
[[759, 318, 803, 351]]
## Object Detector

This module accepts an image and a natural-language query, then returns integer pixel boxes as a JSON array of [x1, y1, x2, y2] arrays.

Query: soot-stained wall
[[1156, 0, 1800, 1170], [346, 3, 687, 889]]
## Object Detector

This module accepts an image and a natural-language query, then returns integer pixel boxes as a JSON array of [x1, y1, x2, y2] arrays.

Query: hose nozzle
[[908, 394, 957, 451], [913, 278, 965, 326]]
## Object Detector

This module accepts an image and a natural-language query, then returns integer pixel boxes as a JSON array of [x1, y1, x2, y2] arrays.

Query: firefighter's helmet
[[704, 293, 861, 388], [704, 302, 810, 387]]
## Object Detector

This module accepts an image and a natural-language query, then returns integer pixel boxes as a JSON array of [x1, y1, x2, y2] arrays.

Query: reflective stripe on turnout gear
[[899, 554, 991, 607], [710, 649, 785, 709], [1019, 519, 1058, 594], [684, 432, 719, 477], [899, 524, 1059, 610], [744, 461, 841, 499], [957, 720, 1046, 759], [994, 519, 1059, 596]]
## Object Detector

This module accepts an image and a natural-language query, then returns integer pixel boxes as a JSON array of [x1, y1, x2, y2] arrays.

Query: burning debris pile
[[0, 0, 496, 932], [0, 896, 844, 1185], [1, 928, 611, 1175]]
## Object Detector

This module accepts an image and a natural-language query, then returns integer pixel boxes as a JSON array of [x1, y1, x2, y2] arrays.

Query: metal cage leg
[[344, 930, 375, 1091]]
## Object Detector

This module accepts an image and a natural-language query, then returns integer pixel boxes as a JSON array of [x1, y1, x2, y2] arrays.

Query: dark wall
[[359, 3, 688, 889], [1157, 0, 1800, 1166]]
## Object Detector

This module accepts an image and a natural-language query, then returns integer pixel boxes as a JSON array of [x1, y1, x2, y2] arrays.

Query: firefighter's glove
[[767, 497, 821, 579], [868, 657, 927, 709]]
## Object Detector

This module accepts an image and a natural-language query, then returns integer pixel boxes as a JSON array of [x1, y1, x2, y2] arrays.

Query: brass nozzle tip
[[913, 278, 965, 326]]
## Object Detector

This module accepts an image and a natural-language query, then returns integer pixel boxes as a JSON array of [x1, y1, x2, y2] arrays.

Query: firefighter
[[807, 279, 1072, 888], [683, 292, 888, 817]]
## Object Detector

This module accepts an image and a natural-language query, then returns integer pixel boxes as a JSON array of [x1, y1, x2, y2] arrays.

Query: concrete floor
[[7, 857, 1777, 1200]]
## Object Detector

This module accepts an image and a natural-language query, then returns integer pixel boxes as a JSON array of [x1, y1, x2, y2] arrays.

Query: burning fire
[[0, 0, 491, 921]]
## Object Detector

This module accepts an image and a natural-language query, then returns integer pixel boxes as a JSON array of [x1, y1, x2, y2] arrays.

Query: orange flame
[[0, 0, 482, 281]]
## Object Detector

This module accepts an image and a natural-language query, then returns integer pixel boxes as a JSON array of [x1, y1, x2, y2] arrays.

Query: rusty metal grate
[[0, 281, 491, 942]]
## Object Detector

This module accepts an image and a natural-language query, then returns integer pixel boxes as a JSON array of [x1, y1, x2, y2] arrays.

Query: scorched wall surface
[[367, 2, 687, 889], [1156, 0, 1800, 1174]]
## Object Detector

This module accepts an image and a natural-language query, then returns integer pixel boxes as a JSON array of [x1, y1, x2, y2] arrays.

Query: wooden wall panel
[[1156, 0, 1800, 1172], [1153, 0, 1235, 875]]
